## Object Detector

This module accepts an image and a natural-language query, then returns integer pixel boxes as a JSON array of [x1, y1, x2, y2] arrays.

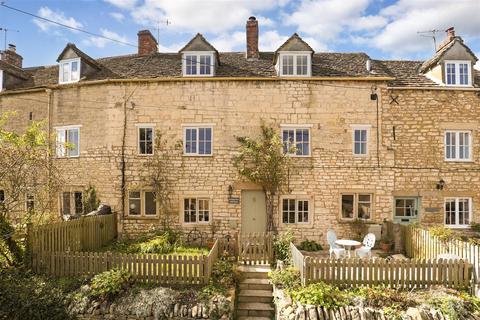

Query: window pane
[[62, 62, 69, 82], [295, 129, 309, 156], [186, 55, 197, 75], [341, 195, 354, 219], [185, 128, 197, 154], [297, 200, 309, 223], [198, 199, 209, 222], [62, 192, 71, 215], [282, 129, 295, 154], [129, 192, 141, 215], [56, 129, 66, 157], [445, 199, 455, 225], [296, 55, 308, 75], [446, 63, 456, 85], [459, 63, 469, 85], [0, 190, 4, 202], [200, 55, 211, 75], [67, 129, 79, 157], [71, 61, 79, 81], [198, 127, 212, 155], [354, 129, 367, 155], [184, 198, 197, 223], [358, 194, 371, 220], [144, 192, 156, 215], [282, 199, 295, 223], [74, 192, 83, 214]]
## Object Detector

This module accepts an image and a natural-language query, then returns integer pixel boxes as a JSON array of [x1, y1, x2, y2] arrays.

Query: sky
[[0, 0, 479, 68]]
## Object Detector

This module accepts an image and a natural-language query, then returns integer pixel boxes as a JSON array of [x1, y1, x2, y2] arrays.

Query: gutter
[[0, 76, 394, 96], [387, 86, 480, 91]]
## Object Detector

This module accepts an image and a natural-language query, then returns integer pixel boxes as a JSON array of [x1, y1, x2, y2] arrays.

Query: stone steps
[[236, 264, 274, 319], [238, 289, 273, 303], [239, 278, 272, 291]]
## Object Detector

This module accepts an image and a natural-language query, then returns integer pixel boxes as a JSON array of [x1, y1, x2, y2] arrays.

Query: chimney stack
[[437, 27, 456, 52], [137, 30, 158, 55], [246, 16, 259, 60], [1, 44, 23, 68]]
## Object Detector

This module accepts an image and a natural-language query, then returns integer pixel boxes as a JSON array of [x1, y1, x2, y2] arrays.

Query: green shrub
[[289, 282, 349, 308], [428, 295, 470, 320], [353, 286, 415, 310], [298, 239, 323, 251], [89, 269, 133, 301], [429, 226, 458, 243], [198, 283, 227, 301], [138, 234, 173, 254], [0, 267, 73, 320], [210, 260, 235, 286], [470, 223, 480, 233], [268, 267, 301, 290], [274, 229, 293, 263]]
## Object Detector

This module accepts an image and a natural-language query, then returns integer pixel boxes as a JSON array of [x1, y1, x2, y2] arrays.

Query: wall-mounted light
[[370, 86, 378, 101], [436, 179, 445, 190], [228, 185, 233, 197]]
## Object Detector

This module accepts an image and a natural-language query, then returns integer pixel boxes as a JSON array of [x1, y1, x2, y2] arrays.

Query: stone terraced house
[[1, 18, 479, 245]]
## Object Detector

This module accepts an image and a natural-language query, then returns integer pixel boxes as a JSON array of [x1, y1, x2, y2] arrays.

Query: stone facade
[[1, 78, 479, 244]]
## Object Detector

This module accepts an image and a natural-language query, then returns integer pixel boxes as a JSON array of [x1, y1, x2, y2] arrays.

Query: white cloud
[[284, 0, 372, 40], [109, 12, 125, 22], [33, 7, 83, 32], [104, 0, 138, 9], [370, 0, 480, 56], [82, 29, 129, 48], [212, 32, 245, 52], [475, 59, 480, 71], [131, 0, 283, 34]]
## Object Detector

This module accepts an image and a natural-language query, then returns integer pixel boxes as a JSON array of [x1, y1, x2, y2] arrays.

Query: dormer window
[[278, 53, 311, 77], [59, 58, 80, 84], [182, 53, 214, 76], [445, 60, 471, 86]]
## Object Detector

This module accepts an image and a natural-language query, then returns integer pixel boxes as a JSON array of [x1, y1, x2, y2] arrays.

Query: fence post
[[80, 216, 86, 251], [25, 223, 33, 268]]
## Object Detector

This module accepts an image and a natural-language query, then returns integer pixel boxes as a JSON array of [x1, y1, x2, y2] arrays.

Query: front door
[[393, 197, 420, 224], [241, 190, 267, 233]]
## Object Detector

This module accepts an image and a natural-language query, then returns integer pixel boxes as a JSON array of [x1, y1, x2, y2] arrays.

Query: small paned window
[[60, 191, 83, 215], [59, 58, 80, 84], [341, 193, 372, 220], [282, 198, 310, 224], [279, 53, 310, 76], [445, 61, 471, 86], [445, 131, 471, 161], [184, 127, 213, 155], [184, 198, 210, 223], [138, 127, 154, 155], [26, 194, 35, 212], [445, 197, 471, 228], [282, 127, 310, 156], [127, 191, 156, 217], [183, 53, 214, 76], [56, 127, 80, 158], [353, 128, 368, 156]]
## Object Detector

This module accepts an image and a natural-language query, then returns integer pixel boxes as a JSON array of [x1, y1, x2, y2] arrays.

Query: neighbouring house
[[0, 18, 479, 244]]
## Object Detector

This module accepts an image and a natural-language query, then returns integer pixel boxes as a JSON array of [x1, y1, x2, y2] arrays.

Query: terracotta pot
[[380, 242, 392, 252], [207, 241, 215, 249]]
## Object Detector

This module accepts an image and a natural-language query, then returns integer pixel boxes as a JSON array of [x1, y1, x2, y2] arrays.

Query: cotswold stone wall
[[382, 88, 480, 226], [1, 80, 479, 243]]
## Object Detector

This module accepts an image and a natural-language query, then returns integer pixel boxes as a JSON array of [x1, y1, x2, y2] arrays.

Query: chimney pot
[[446, 27, 455, 41], [246, 16, 259, 60], [8, 44, 16, 52], [137, 30, 158, 56]]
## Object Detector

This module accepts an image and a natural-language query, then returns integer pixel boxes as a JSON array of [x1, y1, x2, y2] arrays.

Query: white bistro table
[[437, 253, 461, 261], [335, 239, 361, 258]]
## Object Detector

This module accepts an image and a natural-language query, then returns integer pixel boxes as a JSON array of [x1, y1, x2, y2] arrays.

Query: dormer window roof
[[179, 34, 218, 77], [274, 33, 314, 77], [56, 43, 101, 84]]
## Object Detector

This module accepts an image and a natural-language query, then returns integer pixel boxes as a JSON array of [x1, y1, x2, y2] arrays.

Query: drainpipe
[[119, 93, 128, 236], [46, 89, 54, 213]]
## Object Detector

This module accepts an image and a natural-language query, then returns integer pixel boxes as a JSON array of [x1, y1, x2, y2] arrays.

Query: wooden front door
[[241, 190, 267, 233]]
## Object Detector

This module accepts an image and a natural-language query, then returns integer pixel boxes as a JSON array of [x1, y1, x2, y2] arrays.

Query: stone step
[[237, 302, 274, 318], [238, 265, 271, 280], [237, 317, 272, 320], [238, 289, 273, 303], [239, 278, 272, 291]]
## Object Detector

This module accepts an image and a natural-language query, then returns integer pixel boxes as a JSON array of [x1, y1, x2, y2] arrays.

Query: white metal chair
[[327, 229, 346, 258], [355, 233, 376, 258]]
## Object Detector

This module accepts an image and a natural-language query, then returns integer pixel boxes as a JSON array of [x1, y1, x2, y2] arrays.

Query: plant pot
[[380, 242, 392, 252], [207, 241, 215, 249]]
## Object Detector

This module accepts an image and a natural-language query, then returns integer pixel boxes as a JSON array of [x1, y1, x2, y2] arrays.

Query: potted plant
[[379, 238, 393, 252]]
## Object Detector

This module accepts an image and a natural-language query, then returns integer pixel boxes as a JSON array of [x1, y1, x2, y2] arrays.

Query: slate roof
[[1, 48, 478, 91], [57, 43, 102, 70], [420, 37, 478, 73]]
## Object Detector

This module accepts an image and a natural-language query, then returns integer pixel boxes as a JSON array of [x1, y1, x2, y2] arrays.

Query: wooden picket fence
[[404, 225, 480, 285], [303, 257, 472, 290], [27, 214, 117, 254], [32, 239, 220, 285], [238, 232, 273, 265], [290, 243, 473, 291]]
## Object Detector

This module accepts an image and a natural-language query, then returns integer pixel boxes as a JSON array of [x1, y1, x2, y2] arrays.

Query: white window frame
[[136, 124, 155, 156], [58, 58, 81, 84], [444, 197, 472, 228], [278, 52, 311, 77], [182, 52, 215, 77], [55, 125, 81, 158], [182, 197, 211, 224], [127, 190, 158, 217], [281, 125, 312, 157], [0, 70, 3, 92], [340, 193, 373, 221], [182, 124, 214, 156], [444, 60, 472, 86], [25, 193, 35, 212], [281, 197, 310, 224], [351, 125, 370, 157], [444, 130, 472, 162]]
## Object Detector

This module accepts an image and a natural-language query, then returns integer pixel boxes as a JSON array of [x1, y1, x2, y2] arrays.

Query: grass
[[96, 233, 210, 256]]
